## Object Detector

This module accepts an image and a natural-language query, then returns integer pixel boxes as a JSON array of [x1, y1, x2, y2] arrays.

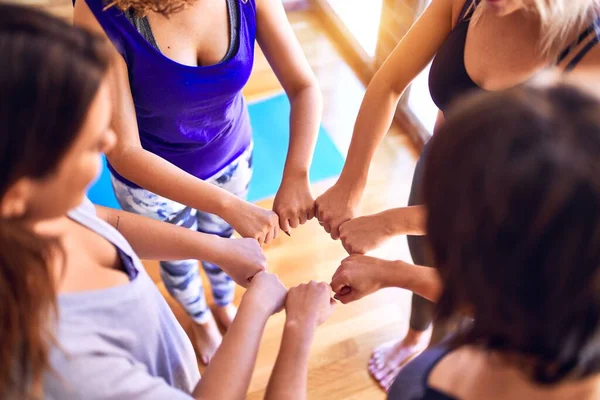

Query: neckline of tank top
[[124, 0, 240, 66], [114, 0, 250, 71]]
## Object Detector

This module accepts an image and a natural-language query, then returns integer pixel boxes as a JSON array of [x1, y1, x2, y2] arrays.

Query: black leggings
[[406, 143, 435, 333], [406, 143, 461, 345]]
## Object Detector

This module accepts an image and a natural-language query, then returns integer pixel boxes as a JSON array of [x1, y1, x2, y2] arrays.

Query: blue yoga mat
[[87, 93, 344, 208]]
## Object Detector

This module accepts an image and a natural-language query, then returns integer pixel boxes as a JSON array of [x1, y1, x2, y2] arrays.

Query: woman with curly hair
[[74, 0, 323, 364], [0, 6, 333, 399]]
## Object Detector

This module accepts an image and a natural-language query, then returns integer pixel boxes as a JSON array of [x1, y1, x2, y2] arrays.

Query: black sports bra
[[428, 0, 600, 114]]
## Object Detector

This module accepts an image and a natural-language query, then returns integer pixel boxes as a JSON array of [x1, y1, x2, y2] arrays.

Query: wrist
[[337, 171, 366, 195], [378, 259, 405, 289], [284, 317, 317, 341], [382, 207, 425, 236], [217, 193, 242, 220], [201, 235, 229, 266], [380, 208, 403, 236], [241, 290, 273, 321], [282, 167, 309, 183]]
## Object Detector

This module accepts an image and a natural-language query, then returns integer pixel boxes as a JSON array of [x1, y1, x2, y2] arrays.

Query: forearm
[[283, 84, 323, 180], [265, 320, 315, 400], [107, 148, 239, 218], [96, 205, 227, 263], [381, 260, 442, 302], [337, 77, 404, 192], [193, 298, 271, 400], [382, 206, 427, 236]]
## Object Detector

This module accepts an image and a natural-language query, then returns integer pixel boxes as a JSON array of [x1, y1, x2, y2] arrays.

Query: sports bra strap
[[557, 16, 600, 71], [458, 0, 479, 23]]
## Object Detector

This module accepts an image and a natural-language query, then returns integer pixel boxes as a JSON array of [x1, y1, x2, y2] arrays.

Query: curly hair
[[105, 0, 196, 17]]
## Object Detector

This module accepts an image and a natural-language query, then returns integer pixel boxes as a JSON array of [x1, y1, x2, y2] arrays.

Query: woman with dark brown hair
[[317, 0, 600, 388], [332, 82, 600, 398], [0, 5, 333, 399]]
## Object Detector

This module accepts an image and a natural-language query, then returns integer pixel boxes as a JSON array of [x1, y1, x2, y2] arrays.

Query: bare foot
[[191, 313, 223, 365], [380, 366, 403, 392], [369, 327, 432, 391], [212, 303, 238, 331]]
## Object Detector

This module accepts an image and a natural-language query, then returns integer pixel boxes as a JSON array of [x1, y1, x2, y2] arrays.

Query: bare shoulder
[[427, 345, 485, 396], [73, 0, 107, 37], [451, 0, 472, 25], [574, 45, 600, 71]]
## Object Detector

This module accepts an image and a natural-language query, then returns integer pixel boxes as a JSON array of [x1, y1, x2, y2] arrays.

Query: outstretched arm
[[74, 0, 279, 245], [96, 205, 266, 287], [265, 282, 335, 400], [256, 0, 323, 233], [314, 0, 455, 239], [339, 206, 427, 255], [193, 272, 288, 400], [331, 255, 442, 303]]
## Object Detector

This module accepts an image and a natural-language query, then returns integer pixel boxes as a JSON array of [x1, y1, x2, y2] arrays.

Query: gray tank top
[[44, 198, 200, 399]]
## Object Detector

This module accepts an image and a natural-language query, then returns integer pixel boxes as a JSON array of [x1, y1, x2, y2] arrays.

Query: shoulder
[[74, 0, 130, 60], [71, 197, 97, 217], [451, 0, 474, 26]]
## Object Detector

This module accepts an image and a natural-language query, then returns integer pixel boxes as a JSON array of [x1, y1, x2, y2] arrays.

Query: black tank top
[[428, 0, 600, 114]]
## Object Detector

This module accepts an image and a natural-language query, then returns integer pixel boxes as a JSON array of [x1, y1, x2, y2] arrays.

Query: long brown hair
[[424, 84, 600, 384], [0, 5, 109, 399]]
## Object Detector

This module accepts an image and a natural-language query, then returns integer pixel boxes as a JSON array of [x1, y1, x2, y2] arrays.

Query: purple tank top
[[85, 0, 255, 186]]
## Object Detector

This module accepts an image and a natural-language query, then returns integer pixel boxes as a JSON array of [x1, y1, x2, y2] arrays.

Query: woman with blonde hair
[[315, 0, 600, 390]]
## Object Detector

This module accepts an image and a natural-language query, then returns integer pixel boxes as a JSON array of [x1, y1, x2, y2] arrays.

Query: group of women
[[1, 0, 600, 399]]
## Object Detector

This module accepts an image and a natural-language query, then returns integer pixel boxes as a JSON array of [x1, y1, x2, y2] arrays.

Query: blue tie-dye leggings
[[111, 146, 253, 324]]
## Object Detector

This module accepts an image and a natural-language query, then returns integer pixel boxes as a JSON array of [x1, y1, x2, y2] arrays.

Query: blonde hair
[[470, 0, 600, 56]]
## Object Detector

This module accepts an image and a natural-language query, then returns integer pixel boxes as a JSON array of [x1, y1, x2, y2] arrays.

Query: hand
[[339, 212, 393, 255], [330, 255, 388, 304], [212, 238, 267, 288], [273, 175, 315, 234], [224, 199, 280, 246], [285, 281, 336, 327], [244, 271, 288, 316], [315, 182, 361, 240]]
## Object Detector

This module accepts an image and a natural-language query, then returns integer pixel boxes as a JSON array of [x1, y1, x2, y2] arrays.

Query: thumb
[[330, 271, 350, 293], [334, 289, 360, 304]]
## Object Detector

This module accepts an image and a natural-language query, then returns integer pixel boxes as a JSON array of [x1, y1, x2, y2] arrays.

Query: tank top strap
[[458, 0, 479, 24], [239, 0, 257, 20], [557, 15, 600, 71]]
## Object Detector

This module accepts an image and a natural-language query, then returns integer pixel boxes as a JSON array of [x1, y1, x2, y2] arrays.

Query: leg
[[369, 143, 435, 391], [110, 175, 222, 364], [197, 146, 253, 330]]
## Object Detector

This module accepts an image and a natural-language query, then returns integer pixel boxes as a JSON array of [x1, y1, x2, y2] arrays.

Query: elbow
[[104, 144, 140, 177], [287, 77, 323, 112], [368, 69, 405, 101]]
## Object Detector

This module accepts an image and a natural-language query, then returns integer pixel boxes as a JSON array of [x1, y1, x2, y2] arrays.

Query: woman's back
[[389, 345, 600, 400], [389, 83, 600, 399]]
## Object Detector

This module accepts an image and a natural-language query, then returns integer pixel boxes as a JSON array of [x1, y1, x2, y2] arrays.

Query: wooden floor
[[27, 2, 419, 398]]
